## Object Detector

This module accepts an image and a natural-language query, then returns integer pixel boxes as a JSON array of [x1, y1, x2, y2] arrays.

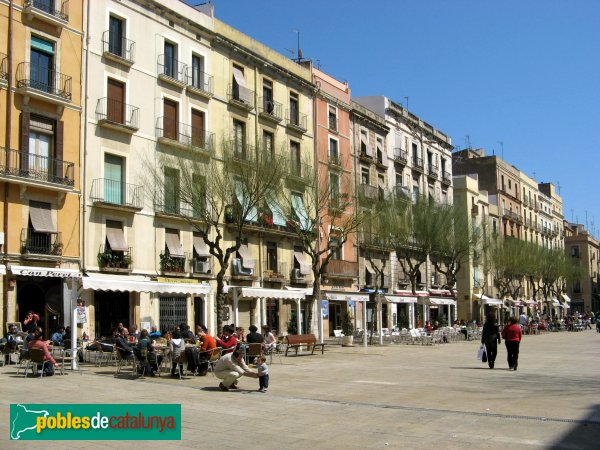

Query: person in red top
[[501, 316, 523, 370], [28, 328, 58, 375], [216, 325, 237, 354], [196, 325, 217, 376]]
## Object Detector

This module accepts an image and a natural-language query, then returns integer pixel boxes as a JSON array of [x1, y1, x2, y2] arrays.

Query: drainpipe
[[3, 0, 14, 329], [81, 0, 91, 276]]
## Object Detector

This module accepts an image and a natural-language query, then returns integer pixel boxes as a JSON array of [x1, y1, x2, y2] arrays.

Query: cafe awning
[[82, 273, 212, 295], [228, 286, 307, 300], [420, 297, 456, 306], [479, 295, 503, 306], [325, 292, 370, 302], [523, 299, 537, 306], [383, 295, 417, 304], [10, 265, 82, 278]]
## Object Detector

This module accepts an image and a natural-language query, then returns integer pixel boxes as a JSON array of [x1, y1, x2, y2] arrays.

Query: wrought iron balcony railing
[[227, 83, 255, 110], [258, 97, 283, 121], [156, 117, 214, 154], [412, 156, 424, 171], [96, 97, 139, 131], [328, 116, 338, 132], [427, 163, 439, 179], [186, 68, 213, 96], [102, 30, 135, 65], [21, 228, 62, 256], [263, 261, 289, 282], [90, 178, 144, 209], [157, 54, 187, 85], [0, 147, 75, 187], [160, 251, 188, 273], [286, 110, 307, 132], [24, 0, 69, 22], [441, 171, 452, 185], [393, 148, 407, 164], [16, 62, 72, 101], [360, 183, 378, 200], [98, 245, 133, 271]]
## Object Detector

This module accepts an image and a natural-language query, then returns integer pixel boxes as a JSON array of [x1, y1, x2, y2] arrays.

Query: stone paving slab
[[1, 330, 599, 449]]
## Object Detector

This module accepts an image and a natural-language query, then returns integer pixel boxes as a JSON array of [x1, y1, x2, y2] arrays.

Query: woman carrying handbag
[[481, 313, 501, 369]]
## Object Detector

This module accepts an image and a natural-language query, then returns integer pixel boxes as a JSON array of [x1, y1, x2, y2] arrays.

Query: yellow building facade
[[0, 0, 82, 332]]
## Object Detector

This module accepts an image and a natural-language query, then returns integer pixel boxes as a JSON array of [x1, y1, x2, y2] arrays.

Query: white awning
[[561, 294, 571, 304], [291, 194, 311, 231], [294, 251, 310, 275], [234, 180, 258, 222], [421, 297, 456, 306], [0, 264, 5, 275], [325, 292, 370, 302], [551, 298, 560, 306], [394, 290, 429, 297], [232, 66, 251, 103], [237, 287, 306, 300], [165, 230, 184, 258], [10, 265, 82, 278], [29, 202, 56, 233], [193, 234, 210, 257], [106, 221, 127, 252], [384, 295, 417, 304], [480, 295, 503, 306], [523, 299, 537, 306], [365, 261, 375, 275], [266, 192, 286, 227], [82, 274, 212, 295], [360, 133, 373, 157], [237, 244, 255, 270], [429, 289, 452, 297]]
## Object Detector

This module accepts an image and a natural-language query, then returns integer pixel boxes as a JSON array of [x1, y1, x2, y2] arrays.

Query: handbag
[[476, 344, 484, 360], [482, 347, 488, 363]]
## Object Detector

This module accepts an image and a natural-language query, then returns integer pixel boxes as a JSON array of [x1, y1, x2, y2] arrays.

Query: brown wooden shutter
[[163, 99, 178, 140], [191, 109, 205, 147], [107, 79, 125, 124], [20, 112, 30, 172]]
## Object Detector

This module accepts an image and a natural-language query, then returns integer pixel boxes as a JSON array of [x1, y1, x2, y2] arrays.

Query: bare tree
[[145, 139, 287, 330], [278, 163, 364, 334], [430, 203, 480, 300]]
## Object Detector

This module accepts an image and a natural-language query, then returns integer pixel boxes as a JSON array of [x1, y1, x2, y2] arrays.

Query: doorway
[[94, 291, 130, 339], [328, 301, 342, 336]]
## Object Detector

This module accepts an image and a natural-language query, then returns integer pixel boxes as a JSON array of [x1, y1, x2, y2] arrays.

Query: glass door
[[104, 154, 123, 205]]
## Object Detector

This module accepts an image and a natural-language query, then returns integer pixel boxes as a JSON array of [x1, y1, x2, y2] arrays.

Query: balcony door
[[30, 36, 54, 93], [163, 99, 178, 140], [107, 78, 125, 124], [164, 41, 175, 78], [104, 154, 124, 205], [28, 116, 53, 178], [108, 16, 124, 57], [191, 54, 204, 90], [191, 109, 205, 148]]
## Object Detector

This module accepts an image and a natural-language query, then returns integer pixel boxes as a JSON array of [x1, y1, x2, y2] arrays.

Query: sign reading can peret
[[9, 266, 82, 278]]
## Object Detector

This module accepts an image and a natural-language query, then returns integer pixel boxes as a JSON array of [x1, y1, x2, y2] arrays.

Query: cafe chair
[[245, 343, 263, 365], [26, 348, 49, 378], [207, 347, 222, 377]]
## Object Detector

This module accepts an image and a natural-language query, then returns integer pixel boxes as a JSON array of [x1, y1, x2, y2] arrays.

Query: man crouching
[[214, 349, 257, 391]]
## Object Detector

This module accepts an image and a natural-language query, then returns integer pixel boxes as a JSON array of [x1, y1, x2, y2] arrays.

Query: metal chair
[[207, 347, 222, 377], [333, 329, 344, 345], [245, 343, 263, 365], [115, 347, 135, 375]]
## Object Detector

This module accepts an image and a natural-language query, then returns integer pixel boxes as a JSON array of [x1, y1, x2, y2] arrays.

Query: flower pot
[[342, 335, 354, 347]]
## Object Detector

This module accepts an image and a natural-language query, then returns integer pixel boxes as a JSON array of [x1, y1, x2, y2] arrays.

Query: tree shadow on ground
[[549, 404, 600, 449]]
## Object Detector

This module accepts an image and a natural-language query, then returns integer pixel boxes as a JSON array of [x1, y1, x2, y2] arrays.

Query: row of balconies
[[502, 209, 523, 224]]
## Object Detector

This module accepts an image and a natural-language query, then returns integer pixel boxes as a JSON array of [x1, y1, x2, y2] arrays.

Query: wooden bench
[[284, 334, 325, 357]]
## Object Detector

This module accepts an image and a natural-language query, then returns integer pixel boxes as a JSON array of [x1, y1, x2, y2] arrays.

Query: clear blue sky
[[190, 0, 600, 234]]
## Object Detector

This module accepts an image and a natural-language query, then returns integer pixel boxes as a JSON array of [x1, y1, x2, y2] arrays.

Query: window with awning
[[165, 228, 184, 257], [232, 66, 251, 103], [234, 179, 258, 222], [294, 251, 310, 275], [106, 220, 127, 251], [29, 201, 56, 233], [265, 191, 286, 226], [360, 130, 373, 156], [291, 193, 310, 230], [193, 233, 210, 257], [237, 243, 255, 270]]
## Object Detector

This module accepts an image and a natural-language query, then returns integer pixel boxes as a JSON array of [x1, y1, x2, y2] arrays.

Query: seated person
[[179, 324, 196, 343], [170, 330, 184, 377], [196, 325, 217, 376], [245, 325, 264, 364], [261, 325, 277, 351], [28, 328, 58, 375], [115, 329, 133, 359], [135, 329, 161, 376], [51, 326, 66, 347], [216, 325, 237, 354], [149, 325, 161, 340]]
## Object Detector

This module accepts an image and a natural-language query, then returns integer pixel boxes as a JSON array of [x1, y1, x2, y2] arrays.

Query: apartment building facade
[[353, 96, 455, 327], [564, 222, 599, 314], [1, 0, 82, 332], [539, 182, 564, 250]]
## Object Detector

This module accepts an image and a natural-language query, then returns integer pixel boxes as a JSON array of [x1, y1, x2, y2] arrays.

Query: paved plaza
[[1, 330, 599, 449]]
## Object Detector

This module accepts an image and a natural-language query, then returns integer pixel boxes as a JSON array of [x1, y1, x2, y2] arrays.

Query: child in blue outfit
[[256, 355, 269, 393]]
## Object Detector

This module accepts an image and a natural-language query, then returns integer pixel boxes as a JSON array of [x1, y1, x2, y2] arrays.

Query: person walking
[[481, 313, 501, 369], [501, 316, 522, 370]]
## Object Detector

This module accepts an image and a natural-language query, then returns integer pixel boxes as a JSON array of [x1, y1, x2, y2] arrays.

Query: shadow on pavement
[[549, 404, 600, 449]]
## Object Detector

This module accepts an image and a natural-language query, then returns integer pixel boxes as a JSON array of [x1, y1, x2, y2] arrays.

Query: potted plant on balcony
[[51, 242, 63, 256], [341, 310, 354, 346]]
